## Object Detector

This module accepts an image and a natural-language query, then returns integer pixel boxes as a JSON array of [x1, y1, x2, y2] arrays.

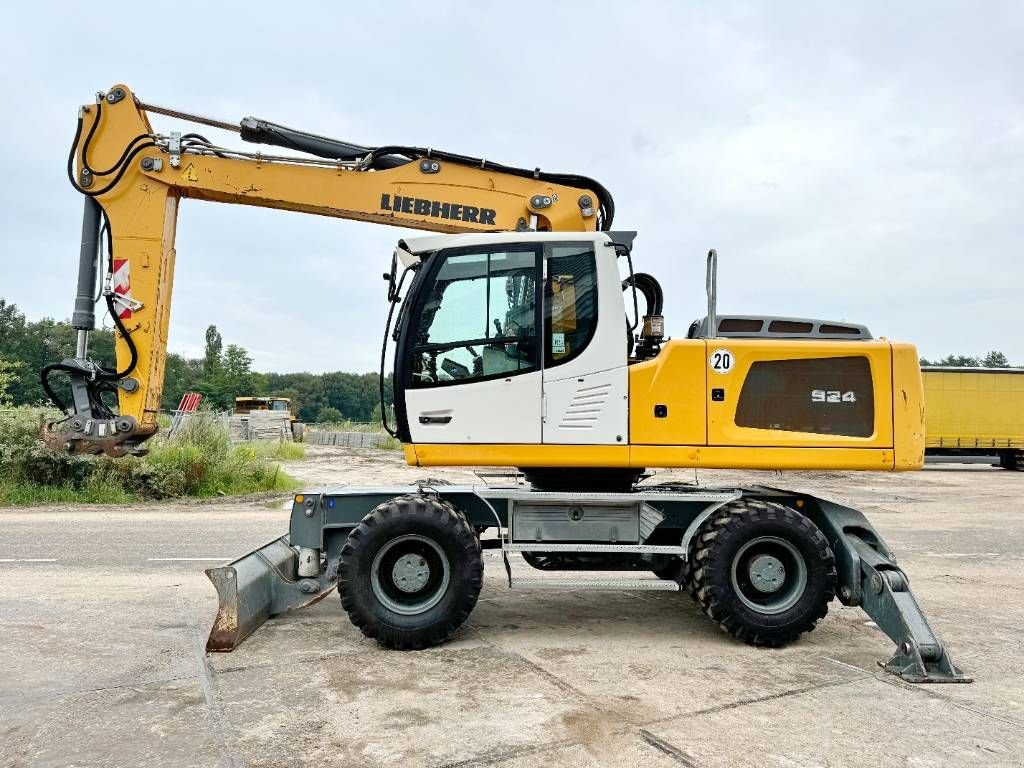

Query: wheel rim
[[730, 536, 807, 615], [371, 534, 451, 616]]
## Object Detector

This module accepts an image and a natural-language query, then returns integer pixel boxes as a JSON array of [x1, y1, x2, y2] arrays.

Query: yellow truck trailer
[[923, 367, 1024, 470]]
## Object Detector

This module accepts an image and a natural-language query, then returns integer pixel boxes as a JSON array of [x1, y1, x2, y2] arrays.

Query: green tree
[[316, 406, 344, 423], [203, 326, 223, 374], [937, 354, 980, 368], [195, 325, 229, 409], [160, 352, 203, 410], [0, 353, 20, 407], [222, 344, 255, 401], [981, 350, 1010, 368], [0, 299, 114, 406]]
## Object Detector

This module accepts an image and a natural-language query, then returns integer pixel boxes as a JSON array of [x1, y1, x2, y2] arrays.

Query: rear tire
[[690, 499, 836, 647], [652, 559, 684, 581], [338, 495, 483, 650], [999, 451, 1022, 471]]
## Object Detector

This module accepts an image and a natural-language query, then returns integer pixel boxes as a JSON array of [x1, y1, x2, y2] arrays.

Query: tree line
[[919, 351, 1013, 368], [0, 299, 391, 422]]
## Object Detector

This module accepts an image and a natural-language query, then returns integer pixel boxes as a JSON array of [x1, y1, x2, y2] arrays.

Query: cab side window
[[411, 248, 538, 387], [545, 245, 598, 367]]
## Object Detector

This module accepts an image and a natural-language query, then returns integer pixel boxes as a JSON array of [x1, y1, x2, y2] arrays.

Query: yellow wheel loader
[[44, 85, 968, 682]]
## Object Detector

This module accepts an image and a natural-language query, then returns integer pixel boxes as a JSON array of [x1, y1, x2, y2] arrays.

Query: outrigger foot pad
[[206, 535, 336, 652]]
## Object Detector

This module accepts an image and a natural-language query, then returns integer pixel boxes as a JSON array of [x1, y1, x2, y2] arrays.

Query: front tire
[[690, 499, 836, 647], [338, 495, 483, 650]]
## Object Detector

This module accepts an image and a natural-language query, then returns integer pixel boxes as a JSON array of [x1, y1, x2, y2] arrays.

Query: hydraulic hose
[[239, 117, 615, 229], [622, 272, 664, 317], [81, 98, 154, 176]]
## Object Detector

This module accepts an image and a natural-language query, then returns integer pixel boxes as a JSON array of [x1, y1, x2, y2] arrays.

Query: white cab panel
[[543, 366, 628, 444], [406, 371, 542, 444]]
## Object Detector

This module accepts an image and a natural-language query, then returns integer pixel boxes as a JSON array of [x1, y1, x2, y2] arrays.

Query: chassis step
[[506, 543, 686, 554], [509, 577, 682, 591]]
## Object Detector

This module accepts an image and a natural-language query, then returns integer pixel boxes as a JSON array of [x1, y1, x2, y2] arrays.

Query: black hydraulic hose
[[66, 115, 85, 186], [40, 363, 73, 413], [68, 138, 158, 198], [93, 218, 109, 303], [79, 97, 155, 177], [99, 293, 138, 380], [93, 212, 138, 380], [623, 273, 664, 317], [66, 109, 156, 199], [240, 116, 614, 228]]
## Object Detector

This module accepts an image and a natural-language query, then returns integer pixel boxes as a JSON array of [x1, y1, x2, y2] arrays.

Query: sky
[[2, 2, 1022, 373]]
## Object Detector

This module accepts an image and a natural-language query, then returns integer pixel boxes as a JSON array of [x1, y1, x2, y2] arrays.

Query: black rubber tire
[[338, 495, 483, 650], [680, 554, 697, 599], [690, 499, 836, 647], [651, 559, 684, 581], [999, 452, 1022, 471], [522, 552, 560, 570]]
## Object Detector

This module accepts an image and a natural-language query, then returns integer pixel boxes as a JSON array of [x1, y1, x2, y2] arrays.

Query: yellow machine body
[[406, 339, 924, 471]]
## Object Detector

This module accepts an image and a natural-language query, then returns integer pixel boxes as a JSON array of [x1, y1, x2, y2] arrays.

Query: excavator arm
[[45, 84, 612, 456]]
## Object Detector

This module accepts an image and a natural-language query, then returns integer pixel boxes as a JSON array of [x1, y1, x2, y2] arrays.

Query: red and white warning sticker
[[112, 258, 131, 319]]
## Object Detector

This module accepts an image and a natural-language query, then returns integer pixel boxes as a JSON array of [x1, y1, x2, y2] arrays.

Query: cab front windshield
[[411, 248, 537, 387]]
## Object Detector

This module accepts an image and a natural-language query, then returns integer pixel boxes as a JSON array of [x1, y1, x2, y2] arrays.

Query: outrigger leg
[[811, 497, 970, 683]]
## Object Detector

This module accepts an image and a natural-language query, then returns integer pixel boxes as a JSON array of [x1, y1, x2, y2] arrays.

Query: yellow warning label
[[180, 163, 199, 183]]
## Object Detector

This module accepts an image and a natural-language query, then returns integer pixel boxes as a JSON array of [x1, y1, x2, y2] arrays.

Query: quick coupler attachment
[[206, 535, 336, 652], [42, 410, 152, 457]]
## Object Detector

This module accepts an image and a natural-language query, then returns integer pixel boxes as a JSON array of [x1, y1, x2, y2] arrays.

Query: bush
[[316, 406, 344, 423], [0, 407, 298, 505]]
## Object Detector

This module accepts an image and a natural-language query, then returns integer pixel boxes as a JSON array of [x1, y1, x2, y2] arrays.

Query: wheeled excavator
[[45, 84, 968, 682]]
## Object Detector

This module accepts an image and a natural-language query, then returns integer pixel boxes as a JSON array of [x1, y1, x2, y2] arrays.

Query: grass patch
[[0, 478, 136, 505], [244, 440, 306, 461], [0, 407, 299, 506]]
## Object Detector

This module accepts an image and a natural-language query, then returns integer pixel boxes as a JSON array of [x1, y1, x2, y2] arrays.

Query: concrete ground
[[2, 447, 1023, 767]]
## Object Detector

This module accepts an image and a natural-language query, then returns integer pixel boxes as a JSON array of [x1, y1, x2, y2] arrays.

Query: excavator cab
[[388, 232, 630, 453]]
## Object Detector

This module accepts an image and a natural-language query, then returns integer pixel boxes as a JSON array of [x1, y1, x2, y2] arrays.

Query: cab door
[[403, 244, 543, 444], [541, 241, 629, 445]]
